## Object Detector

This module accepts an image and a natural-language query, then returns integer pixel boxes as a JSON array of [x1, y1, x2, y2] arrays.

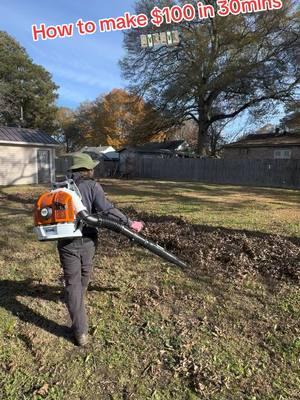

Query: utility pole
[[19, 105, 24, 127]]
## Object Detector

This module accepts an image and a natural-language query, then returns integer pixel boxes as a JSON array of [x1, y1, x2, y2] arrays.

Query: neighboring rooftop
[[0, 126, 59, 146], [119, 140, 188, 153], [225, 131, 300, 148], [81, 145, 116, 153], [81, 145, 119, 160]]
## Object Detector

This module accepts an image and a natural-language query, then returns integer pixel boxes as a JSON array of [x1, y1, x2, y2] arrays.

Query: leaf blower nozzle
[[78, 210, 188, 269]]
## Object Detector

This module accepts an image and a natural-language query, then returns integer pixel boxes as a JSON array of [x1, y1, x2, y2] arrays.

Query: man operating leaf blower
[[37, 153, 144, 346], [34, 152, 187, 346]]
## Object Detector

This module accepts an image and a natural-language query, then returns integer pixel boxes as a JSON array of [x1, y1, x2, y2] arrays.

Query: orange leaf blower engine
[[34, 179, 84, 241]]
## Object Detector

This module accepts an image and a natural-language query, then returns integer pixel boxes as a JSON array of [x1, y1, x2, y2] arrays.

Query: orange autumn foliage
[[76, 89, 167, 148]]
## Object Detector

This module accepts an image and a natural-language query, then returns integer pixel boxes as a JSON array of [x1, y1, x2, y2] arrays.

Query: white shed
[[0, 126, 59, 186]]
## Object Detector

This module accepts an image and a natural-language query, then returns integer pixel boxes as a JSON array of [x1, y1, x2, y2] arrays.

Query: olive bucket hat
[[68, 152, 99, 170]]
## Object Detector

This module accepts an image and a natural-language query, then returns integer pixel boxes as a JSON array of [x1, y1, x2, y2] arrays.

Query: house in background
[[223, 130, 300, 160], [118, 140, 190, 177], [0, 126, 59, 186]]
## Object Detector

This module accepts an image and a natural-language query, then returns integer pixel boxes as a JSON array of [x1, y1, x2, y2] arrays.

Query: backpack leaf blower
[[34, 180, 187, 269]]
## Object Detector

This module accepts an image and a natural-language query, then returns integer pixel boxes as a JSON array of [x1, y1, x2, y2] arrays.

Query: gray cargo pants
[[57, 237, 96, 335]]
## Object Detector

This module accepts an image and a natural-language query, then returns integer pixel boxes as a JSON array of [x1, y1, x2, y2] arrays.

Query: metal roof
[[0, 126, 59, 146]]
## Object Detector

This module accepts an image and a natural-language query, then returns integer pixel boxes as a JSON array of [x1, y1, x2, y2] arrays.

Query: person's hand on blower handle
[[130, 220, 144, 233]]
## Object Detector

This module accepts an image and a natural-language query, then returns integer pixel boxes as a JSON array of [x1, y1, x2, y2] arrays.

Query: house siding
[[223, 146, 300, 160], [0, 144, 55, 186]]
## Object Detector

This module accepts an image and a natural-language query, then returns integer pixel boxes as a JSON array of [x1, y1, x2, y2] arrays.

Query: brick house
[[223, 131, 300, 160], [0, 126, 59, 186]]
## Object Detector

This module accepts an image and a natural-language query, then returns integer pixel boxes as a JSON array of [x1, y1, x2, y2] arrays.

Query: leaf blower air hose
[[78, 210, 188, 269]]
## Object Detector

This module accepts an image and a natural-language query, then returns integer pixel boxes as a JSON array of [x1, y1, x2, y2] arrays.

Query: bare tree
[[121, 0, 299, 155]]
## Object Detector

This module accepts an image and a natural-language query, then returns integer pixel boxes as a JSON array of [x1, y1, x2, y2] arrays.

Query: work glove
[[130, 221, 144, 233]]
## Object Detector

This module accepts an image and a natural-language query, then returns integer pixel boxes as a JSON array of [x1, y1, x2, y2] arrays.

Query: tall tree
[[55, 107, 81, 152], [167, 120, 198, 148], [72, 89, 167, 148], [100, 89, 146, 147], [128, 100, 174, 144], [121, 0, 299, 155], [0, 31, 58, 132]]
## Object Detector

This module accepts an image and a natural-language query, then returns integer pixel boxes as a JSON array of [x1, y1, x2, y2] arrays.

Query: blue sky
[[0, 0, 135, 108], [0, 0, 285, 134]]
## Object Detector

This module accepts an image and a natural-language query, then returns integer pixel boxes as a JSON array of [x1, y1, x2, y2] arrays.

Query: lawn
[[99, 179, 300, 237], [0, 179, 299, 400]]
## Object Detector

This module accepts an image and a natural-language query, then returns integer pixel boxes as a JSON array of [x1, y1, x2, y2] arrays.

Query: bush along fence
[[132, 157, 300, 189]]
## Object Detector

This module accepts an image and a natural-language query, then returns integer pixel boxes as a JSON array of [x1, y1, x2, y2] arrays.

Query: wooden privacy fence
[[55, 157, 72, 176], [133, 157, 300, 189]]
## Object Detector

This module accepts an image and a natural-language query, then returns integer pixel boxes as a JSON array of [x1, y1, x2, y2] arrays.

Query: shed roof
[[0, 126, 59, 146], [225, 132, 300, 148]]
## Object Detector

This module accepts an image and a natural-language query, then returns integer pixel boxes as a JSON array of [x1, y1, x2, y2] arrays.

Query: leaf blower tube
[[78, 210, 188, 269]]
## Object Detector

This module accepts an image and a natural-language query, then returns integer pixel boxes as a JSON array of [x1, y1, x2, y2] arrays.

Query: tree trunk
[[197, 122, 209, 156]]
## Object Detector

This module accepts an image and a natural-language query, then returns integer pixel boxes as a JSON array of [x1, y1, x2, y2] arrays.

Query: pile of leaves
[[100, 207, 300, 284], [3, 188, 298, 283]]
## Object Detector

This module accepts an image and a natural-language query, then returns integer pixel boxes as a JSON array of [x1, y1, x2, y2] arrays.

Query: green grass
[[99, 179, 300, 237], [0, 180, 299, 399]]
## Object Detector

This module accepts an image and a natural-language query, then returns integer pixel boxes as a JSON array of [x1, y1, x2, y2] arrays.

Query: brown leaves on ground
[[5, 186, 298, 283], [101, 207, 300, 284], [34, 383, 49, 397]]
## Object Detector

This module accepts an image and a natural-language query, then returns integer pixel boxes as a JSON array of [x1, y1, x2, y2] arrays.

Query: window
[[274, 149, 291, 159]]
